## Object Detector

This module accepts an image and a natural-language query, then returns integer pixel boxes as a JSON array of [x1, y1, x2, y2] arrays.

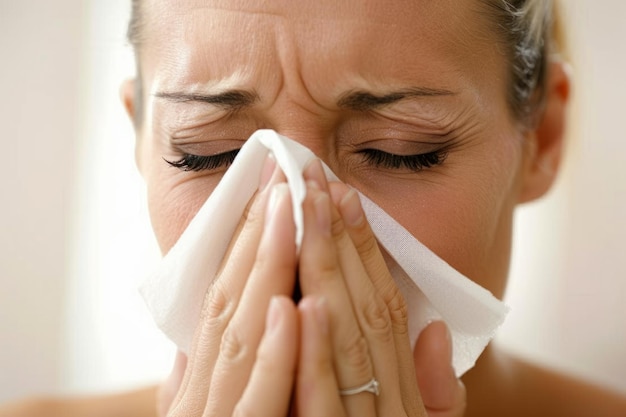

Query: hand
[[162, 156, 301, 416], [293, 159, 466, 417], [157, 156, 465, 417]]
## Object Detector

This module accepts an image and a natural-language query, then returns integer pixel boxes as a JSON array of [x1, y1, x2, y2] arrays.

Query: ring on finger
[[339, 378, 380, 396]]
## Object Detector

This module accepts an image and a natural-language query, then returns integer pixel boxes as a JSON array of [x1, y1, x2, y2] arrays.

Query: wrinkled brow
[[154, 86, 456, 112], [337, 87, 456, 111], [154, 90, 259, 110]]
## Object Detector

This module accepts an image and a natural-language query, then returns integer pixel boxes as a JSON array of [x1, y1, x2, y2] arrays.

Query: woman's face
[[133, 0, 532, 298]]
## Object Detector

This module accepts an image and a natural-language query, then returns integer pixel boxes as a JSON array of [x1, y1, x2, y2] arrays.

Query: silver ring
[[339, 378, 380, 396]]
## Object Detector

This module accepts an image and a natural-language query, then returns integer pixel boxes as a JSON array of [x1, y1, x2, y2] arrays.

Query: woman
[[2, 0, 625, 416]]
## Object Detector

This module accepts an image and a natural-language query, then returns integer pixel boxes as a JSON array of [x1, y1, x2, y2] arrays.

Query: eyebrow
[[154, 89, 259, 110], [337, 87, 457, 111], [154, 86, 456, 112]]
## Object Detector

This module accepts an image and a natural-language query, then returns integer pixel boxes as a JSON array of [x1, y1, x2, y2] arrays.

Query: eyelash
[[359, 149, 447, 172], [164, 149, 240, 171], [165, 148, 447, 172]]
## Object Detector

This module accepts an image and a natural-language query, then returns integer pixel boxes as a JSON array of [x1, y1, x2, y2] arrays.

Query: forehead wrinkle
[[174, 0, 388, 23], [150, 67, 258, 96], [145, 0, 507, 124], [189, 2, 288, 21], [337, 87, 458, 111]]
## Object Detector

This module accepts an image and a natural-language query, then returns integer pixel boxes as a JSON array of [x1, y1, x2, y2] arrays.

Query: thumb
[[413, 321, 466, 417]]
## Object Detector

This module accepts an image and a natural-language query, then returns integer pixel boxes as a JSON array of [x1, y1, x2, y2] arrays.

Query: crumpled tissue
[[140, 129, 509, 377]]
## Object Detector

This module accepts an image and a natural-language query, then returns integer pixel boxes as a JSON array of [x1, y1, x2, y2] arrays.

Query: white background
[[1, 0, 625, 402]]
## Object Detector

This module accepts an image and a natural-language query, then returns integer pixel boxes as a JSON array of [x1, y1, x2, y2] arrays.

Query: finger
[[328, 181, 425, 414], [296, 296, 346, 417], [413, 322, 466, 417], [298, 175, 376, 417], [233, 296, 299, 417], [208, 157, 284, 316], [170, 158, 285, 415], [316, 179, 411, 415], [205, 182, 297, 416]]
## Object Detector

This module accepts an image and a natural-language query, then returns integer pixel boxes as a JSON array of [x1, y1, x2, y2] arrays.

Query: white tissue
[[140, 129, 508, 377]]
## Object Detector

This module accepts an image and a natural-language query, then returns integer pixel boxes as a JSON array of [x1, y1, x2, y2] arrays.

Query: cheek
[[145, 163, 221, 255], [379, 184, 499, 270], [137, 128, 223, 255], [364, 140, 523, 295], [404, 182, 512, 276]]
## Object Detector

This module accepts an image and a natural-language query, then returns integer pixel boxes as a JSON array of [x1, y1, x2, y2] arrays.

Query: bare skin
[[0, 387, 158, 417], [464, 346, 626, 416], [3, 0, 626, 416]]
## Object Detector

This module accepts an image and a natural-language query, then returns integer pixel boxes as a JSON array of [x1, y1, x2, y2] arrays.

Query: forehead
[[140, 0, 501, 103]]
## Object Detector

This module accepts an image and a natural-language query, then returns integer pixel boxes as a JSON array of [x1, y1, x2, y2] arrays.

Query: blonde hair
[[481, 0, 559, 126]]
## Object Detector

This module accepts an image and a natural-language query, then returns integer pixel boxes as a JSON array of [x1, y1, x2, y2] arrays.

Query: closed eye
[[164, 149, 240, 171], [359, 149, 447, 172]]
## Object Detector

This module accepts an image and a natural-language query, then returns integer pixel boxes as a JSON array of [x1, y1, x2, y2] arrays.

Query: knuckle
[[339, 332, 372, 380], [362, 294, 394, 343], [201, 281, 235, 323], [303, 262, 341, 292], [330, 207, 347, 241], [386, 286, 410, 334], [219, 323, 250, 364], [352, 226, 380, 259], [299, 252, 341, 292]]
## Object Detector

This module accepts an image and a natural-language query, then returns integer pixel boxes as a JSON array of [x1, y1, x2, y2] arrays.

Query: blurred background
[[0, 0, 625, 402]]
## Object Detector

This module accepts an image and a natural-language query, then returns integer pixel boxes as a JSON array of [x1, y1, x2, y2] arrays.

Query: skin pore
[[5, 0, 626, 416], [137, 0, 525, 299], [131, 1, 535, 414], [123, 1, 626, 416]]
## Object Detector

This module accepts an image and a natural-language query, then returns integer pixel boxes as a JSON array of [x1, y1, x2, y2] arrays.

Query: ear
[[120, 78, 146, 174], [518, 60, 571, 203], [120, 78, 137, 122]]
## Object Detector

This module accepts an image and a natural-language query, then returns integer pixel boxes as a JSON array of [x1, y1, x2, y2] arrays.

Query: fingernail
[[266, 183, 289, 225], [266, 296, 282, 333], [314, 192, 331, 237], [304, 158, 327, 191], [314, 297, 329, 335], [259, 154, 276, 192], [340, 188, 364, 227]]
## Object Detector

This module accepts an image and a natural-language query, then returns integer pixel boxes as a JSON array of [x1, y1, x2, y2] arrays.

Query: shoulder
[[0, 386, 158, 417], [0, 398, 63, 417], [462, 346, 626, 417]]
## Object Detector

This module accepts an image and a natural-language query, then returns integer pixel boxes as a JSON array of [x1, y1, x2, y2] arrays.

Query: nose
[[269, 127, 341, 180], [263, 100, 340, 174]]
